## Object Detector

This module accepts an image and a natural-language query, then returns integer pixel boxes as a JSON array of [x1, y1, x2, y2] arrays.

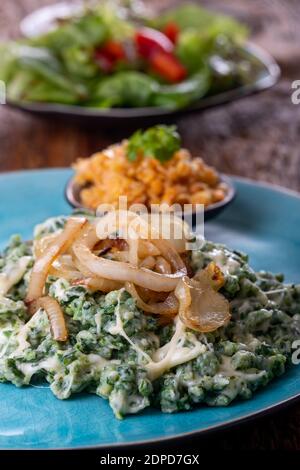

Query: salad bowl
[[1, 2, 280, 124]]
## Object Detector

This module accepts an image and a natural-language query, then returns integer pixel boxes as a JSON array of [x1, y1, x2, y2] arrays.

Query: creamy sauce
[[0, 256, 31, 295], [0, 329, 14, 359], [0, 295, 25, 313], [220, 356, 266, 381], [209, 249, 240, 275], [88, 353, 109, 371], [107, 291, 206, 380], [146, 317, 206, 381], [13, 309, 46, 355], [94, 312, 102, 335], [51, 279, 69, 301], [16, 351, 62, 379]]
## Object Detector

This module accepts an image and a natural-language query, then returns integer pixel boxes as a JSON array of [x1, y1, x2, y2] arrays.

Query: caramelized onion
[[175, 271, 230, 333], [155, 256, 172, 274], [33, 232, 60, 259], [152, 238, 187, 275], [194, 262, 225, 291], [96, 210, 190, 258], [125, 282, 178, 317], [139, 256, 156, 270], [29, 296, 68, 341], [48, 255, 83, 281], [138, 240, 160, 258], [148, 213, 191, 254], [71, 277, 122, 293], [96, 211, 151, 267], [94, 237, 128, 255], [25, 210, 232, 338], [96, 210, 151, 240], [93, 210, 187, 275], [49, 266, 83, 281], [73, 224, 183, 292], [26, 217, 87, 303], [135, 286, 168, 303], [128, 236, 139, 267], [25, 210, 233, 338]]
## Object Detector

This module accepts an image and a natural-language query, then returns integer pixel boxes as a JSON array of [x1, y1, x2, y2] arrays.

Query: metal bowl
[[65, 174, 236, 224]]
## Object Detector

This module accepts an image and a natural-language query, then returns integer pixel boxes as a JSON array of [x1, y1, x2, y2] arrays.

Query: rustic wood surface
[[0, 0, 300, 451]]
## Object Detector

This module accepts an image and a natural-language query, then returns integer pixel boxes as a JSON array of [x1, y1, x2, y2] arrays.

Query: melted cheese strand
[[146, 317, 206, 381], [109, 289, 153, 364]]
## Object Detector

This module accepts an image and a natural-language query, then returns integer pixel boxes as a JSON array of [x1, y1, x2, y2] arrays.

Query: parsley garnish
[[127, 125, 181, 162]]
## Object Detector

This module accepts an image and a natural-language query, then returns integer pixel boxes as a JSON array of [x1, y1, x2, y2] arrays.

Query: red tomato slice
[[150, 50, 187, 83], [94, 50, 114, 73], [101, 40, 126, 61], [135, 27, 174, 58], [163, 22, 180, 44], [94, 41, 126, 72]]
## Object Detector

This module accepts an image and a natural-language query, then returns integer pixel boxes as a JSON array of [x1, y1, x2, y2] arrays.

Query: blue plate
[[0, 169, 300, 450]]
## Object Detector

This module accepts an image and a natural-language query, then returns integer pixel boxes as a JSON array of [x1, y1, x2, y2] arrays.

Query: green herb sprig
[[127, 125, 181, 163]]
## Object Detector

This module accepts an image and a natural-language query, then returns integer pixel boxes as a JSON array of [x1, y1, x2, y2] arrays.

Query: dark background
[[0, 0, 300, 451]]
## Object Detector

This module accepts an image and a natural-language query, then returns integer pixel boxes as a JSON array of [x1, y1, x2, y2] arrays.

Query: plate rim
[[1, 386, 299, 451], [0, 169, 300, 450]]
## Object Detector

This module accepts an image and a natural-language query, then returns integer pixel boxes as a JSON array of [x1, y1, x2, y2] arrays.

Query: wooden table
[[0, 0, 300, 451]]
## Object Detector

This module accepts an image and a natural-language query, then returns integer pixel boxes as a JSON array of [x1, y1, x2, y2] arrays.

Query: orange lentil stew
[[73, 125, 228, 210]]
